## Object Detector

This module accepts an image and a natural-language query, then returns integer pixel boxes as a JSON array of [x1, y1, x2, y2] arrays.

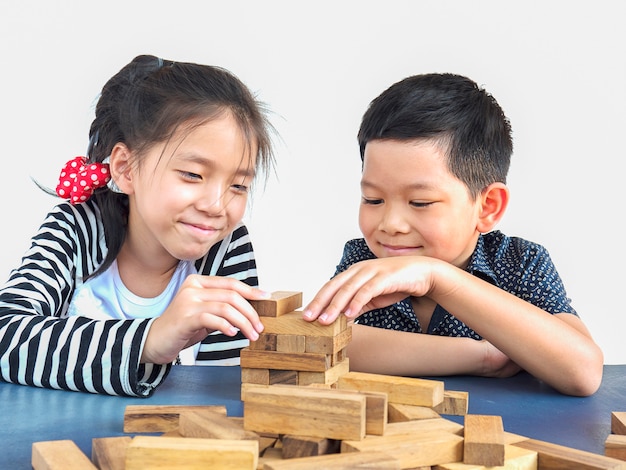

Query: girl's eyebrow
[[179, 154, 256, 178]]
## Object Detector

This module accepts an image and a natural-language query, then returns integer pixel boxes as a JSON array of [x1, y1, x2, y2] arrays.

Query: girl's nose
[[197, 184, 228, 215]]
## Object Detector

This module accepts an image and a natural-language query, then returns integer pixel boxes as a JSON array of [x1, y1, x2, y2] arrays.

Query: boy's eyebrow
[[361, 179, 435, 191]]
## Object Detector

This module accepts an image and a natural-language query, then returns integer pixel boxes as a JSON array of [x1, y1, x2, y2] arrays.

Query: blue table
[[1, 365, 625, 469]]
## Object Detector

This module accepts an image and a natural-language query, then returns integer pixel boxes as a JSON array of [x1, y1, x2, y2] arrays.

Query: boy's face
[[359, 138, 482, 269]]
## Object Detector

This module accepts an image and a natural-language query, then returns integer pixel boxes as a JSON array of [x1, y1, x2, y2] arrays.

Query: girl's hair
[[87, 54, 275, 277], [357, 73, 513, 199]]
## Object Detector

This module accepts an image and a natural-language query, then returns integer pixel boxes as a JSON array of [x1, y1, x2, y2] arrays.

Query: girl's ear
[[476, 182, 509, 233], [108, 143, 134, 195]]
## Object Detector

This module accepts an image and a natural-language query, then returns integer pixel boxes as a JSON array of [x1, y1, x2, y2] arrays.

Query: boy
[[303, 73, 602, 396]]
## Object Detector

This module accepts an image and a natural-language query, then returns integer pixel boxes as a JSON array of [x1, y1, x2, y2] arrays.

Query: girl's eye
[[361, 197, 383, 205], [231, 184, 249, 194], [180, 171, 202, 181]]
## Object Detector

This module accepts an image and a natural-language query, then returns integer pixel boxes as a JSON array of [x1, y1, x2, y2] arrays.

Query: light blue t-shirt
[[68, 259, 200, 364]]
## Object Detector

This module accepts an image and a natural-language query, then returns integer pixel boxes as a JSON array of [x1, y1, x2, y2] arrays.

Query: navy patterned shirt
[[334, 231, 577, 339]]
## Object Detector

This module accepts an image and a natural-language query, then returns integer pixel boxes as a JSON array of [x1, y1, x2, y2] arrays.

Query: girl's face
[[124, 112, 255, 264], [359, 138, 482, 269]]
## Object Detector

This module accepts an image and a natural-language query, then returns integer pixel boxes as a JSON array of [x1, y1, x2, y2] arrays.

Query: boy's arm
[[304, 256, 603, 396], [347, 323, 522, 378]]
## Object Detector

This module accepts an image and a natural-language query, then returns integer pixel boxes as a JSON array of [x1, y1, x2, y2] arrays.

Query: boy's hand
[[478, 340, 522, 378], [141, 275, 269, 364], [303, 256, 437, 325]]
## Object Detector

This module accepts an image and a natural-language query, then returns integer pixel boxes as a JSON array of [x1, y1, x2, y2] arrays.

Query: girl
[[0, 55, 275, 396]]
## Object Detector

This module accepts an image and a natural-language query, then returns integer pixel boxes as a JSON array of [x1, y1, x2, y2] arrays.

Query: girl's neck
[[116, 242, 180, 298]]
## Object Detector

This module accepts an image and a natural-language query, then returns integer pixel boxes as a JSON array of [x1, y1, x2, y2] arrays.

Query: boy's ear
[[476, 182, 509, 233], [108, 143, 134, 195]]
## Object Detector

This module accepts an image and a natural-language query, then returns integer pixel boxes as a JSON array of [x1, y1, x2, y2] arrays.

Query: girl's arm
[[0, 202, 169, 396]]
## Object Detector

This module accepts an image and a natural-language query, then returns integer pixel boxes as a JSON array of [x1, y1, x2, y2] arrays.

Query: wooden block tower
[[242, 291, 351, 387]]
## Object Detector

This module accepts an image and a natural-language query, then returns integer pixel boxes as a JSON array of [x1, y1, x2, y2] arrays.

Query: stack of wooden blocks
[[31, 291, 626, 469]]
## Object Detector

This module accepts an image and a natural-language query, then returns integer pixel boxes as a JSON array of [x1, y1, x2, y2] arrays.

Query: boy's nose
[[379, 206, 411, 234]]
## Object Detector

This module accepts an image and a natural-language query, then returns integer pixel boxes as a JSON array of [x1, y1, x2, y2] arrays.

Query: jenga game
[[31, 291, 626, 469]]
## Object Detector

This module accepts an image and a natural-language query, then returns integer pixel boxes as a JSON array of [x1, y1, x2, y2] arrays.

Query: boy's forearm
[[346, 323, 489, 377]]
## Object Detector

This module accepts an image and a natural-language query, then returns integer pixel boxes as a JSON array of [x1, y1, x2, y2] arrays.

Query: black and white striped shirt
[[0, 199, 258, 396]]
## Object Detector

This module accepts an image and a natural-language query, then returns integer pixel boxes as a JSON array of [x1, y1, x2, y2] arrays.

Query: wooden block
[[388, 402, 441, 422], [249, 291, 303, 317], [337, 371, 444, 407], [514, 438, 626, 469], [281, 434, 340, 459], [269, 369, 299, 385], [342, 431, 464, 468], [243, 384, 367, 441], [613, 412, 626, 435], [304, 326, 352, 354], [435, 444, 538, 469], [260, 311, 347, 337], [384, 417, 464, 437], [606, 434, 626, 461], [298, 358, 350, 386], [241, 367, 270, 385], [125, 436, 258, 470], [363, 391, 388, 436], [433, 390, 469, 416], [123, 404, 227, 432], [248, 332, 277, 351], [240, 347, 331, 372], [276, 334, 306, 353], [463, 414, 505, 466], [32, 440, 98, 470], [178, 409, 260, 441], [262, 451, 401, 469], [91, 437, 132, 470]]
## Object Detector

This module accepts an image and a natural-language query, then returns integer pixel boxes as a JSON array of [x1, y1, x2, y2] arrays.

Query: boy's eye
[[410, 201, 433, 208], [361, 197, 383, 205]]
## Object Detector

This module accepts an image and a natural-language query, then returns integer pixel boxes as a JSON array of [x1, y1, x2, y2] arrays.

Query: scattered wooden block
[[240, 348, 331, 372], [123, 404, 227, 432], [178, 409, 260, 441], [260, 311, 347, 337], [32, 440, 98, 470], [91, 436, 132, 470], [262, 450, 401, 469], [613, 412, 626, 435], [433, 390, 469, 416], [337, 371, 444, 407], [514, 438, 626, 469], [463, 414, 505, 466], [384, 417, 464, 437], [435, 444, 538, 469], [606, 434, 626, 461], [242, 384, 367, 441], [388, 402, 441, 422], [342, 431, 464, 468], [125, 436, 258, 470], [281, 434, 340, 459], [249, 291, 303, 317]]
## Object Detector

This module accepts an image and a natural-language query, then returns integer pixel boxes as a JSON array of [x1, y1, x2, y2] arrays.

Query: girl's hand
[[141, 275, 269, 364], [303, 256, 438, 325]]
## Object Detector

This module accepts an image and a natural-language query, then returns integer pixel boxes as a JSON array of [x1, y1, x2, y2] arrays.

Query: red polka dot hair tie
[[56, 156, 111, 204]]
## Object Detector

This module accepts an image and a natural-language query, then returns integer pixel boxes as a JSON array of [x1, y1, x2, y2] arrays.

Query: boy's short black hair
[[357, 73, 513, 198]]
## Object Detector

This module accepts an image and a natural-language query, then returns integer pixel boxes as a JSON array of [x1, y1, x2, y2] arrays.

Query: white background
[[1, 1, 623, 363]]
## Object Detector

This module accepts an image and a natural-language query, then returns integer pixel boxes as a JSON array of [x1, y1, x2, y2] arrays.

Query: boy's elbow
[[563, 349, 604, 397]]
